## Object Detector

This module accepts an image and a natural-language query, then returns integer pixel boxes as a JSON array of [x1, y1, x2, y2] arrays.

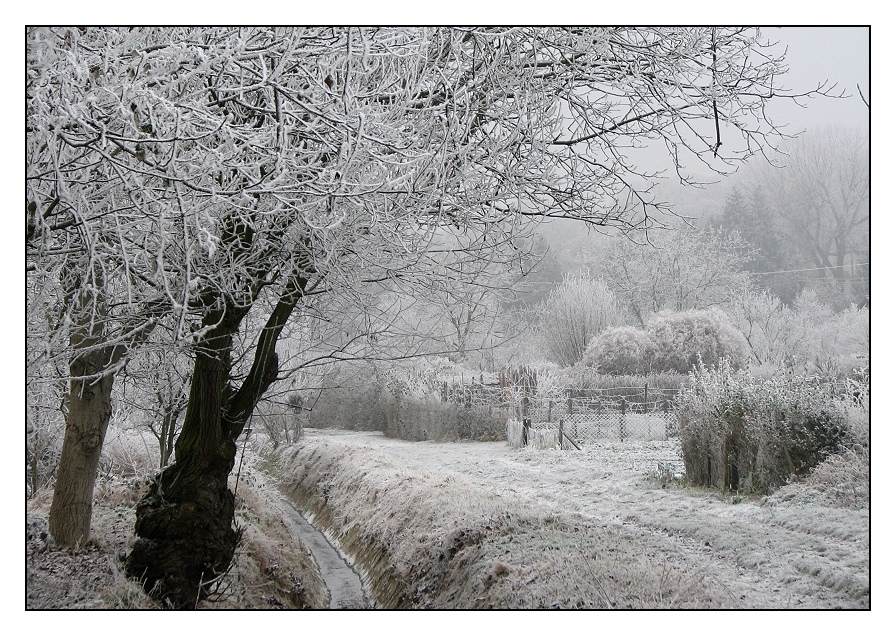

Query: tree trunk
[[49, 270, 116, 547], [47, 261, 163, 547], [48, 367, 115, 546], [127, 278, 301, 608], [126, 311, 241, 608], [125, 438, 239, 608]]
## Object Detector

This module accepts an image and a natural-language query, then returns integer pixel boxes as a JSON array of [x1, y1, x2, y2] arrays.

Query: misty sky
[[765, 26, 869, 131], [633, 27, 871, 220]]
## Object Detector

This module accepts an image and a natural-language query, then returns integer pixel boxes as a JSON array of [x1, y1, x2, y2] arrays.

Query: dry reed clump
[[99, 425, 160, 478], [676, 360, 854, 495], [277, 436, 733, 609], [772, 449, 869, 510]]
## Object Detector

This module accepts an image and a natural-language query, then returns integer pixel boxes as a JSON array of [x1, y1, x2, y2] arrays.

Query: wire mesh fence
[[507, 412, 677, 449], [440, 373, 681, 449], [507, 396, 678, 449]]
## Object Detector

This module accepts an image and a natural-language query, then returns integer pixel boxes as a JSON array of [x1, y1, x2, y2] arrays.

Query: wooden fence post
[[522, 418, 530, 447], [547, 400, 553, 424], [559, 418, 564, 450], [620, 398, 627, 441], [663, 399, 672, 440]]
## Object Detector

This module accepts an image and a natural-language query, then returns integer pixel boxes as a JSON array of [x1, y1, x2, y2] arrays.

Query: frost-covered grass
[[279, 429, 869, 609], [280, 434, 732, 607], [27, 426, 327, 609], [27, 415, 868, 609]]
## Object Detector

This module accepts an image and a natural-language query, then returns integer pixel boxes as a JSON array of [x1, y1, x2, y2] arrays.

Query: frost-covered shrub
[[252, 399, 305, 449], [844, 368, 869, 449], [538, 273, 624, 367], [309, 384, 390, 431], [308, 365, 391, 431], [676, 359, 852, 495], [383, 398, 506, 442], [580, 310, 748, 376], [766, 370, 868, 509], [583, 326, 657, 375], [647, 309, 749, 374]]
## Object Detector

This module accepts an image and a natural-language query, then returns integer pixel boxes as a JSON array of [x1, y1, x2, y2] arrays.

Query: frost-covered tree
[[538, 273, 624, 367], [726, 288, 795, 366], [746, 127, 869, 308], [789, 289, 869, 365], [727, 287, 869, 369], [597, 226, 753, 326], [713, 186, 797, 301], [27, 26, 818, 607]]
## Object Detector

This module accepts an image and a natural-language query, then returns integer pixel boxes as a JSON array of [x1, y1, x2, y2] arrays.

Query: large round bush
[[646, 309, 749, 374], [583, 326, 657, 375]]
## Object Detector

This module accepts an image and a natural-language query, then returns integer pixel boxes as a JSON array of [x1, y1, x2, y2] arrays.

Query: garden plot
[[284, 429, 869, 609]]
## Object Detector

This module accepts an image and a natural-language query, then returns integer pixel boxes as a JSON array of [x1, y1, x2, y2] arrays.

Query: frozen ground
[[299, 428, 869, 609]]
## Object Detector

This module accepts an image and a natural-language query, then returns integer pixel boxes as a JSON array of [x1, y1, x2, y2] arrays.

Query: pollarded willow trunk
[[125, 437, 241, 608], [125, 312, 242, 608], [127, 279, 300, 608]]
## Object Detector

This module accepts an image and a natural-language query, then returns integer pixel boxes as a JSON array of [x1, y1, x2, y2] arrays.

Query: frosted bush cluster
[[582, 325, 657, 375], [584, 309, 748, 375], [676, 359, 856, 494]]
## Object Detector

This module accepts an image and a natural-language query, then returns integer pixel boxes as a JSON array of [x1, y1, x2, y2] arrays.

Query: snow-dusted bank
[[277, 430, 868, 609]]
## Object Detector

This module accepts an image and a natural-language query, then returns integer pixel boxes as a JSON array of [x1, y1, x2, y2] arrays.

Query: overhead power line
[[750, 263, 870, 276], [514, 263, 870, 287]]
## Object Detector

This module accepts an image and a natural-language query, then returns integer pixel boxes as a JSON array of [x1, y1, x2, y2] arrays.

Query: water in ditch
[[277, 499, 369, 609]]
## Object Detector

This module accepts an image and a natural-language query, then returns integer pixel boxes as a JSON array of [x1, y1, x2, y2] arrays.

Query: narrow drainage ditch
[[277, 497, 370, 609]]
